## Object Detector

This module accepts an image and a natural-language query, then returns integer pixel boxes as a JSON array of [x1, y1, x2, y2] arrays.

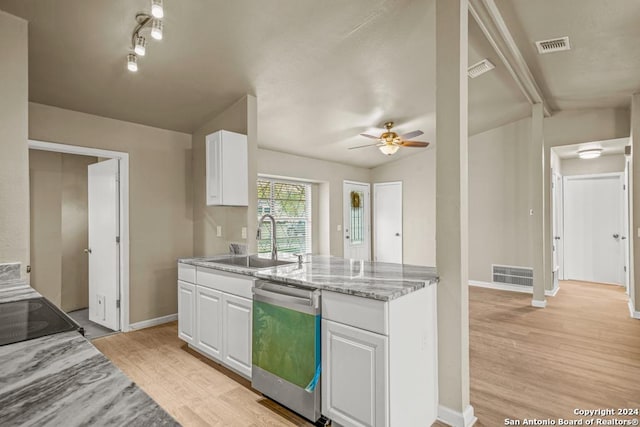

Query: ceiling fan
[[350, 121, 430, 156]]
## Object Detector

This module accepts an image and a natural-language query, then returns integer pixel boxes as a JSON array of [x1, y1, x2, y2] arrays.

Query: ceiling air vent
[[468, 59, 495, 79], [535, 36, 571, 54]]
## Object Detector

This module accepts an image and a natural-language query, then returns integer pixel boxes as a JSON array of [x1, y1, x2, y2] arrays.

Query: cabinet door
[[222, 293, 252, 378], [195, 286, 223, 360], [177, 281, 196, 343], [322, 319, 388, 427]]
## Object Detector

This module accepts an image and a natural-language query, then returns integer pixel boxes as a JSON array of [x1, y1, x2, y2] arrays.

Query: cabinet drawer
[[196, 267, 254, 299], [178, 263, 196, 283], [322, 291, 388, 335]]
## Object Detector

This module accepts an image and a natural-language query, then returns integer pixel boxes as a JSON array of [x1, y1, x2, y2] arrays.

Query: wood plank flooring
[[94, 280, 640, 426], [469, 280, 640, 426]]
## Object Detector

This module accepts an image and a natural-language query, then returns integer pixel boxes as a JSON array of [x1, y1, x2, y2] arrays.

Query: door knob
[[84, 248, 92, 254], [345, 236, 350, 239], [613, 234, 620, 239]]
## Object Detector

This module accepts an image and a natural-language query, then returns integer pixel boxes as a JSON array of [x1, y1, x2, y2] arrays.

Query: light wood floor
[[94, 280, 640, 427]]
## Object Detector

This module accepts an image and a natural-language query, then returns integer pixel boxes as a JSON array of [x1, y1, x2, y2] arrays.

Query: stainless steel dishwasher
[[252, 280, 321, 422]]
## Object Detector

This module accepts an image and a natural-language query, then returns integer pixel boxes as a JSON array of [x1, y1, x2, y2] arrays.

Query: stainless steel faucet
[[257, 214, 278, 260]]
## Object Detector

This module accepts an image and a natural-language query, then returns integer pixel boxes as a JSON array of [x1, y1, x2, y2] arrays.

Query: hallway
[[469, 280, 640, 426]]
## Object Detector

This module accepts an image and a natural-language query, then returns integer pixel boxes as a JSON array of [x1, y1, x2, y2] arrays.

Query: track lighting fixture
[[127, 54, 138, 72], [126, 3, 165, 72], [134, 35, 146, 56], [151, 19, 163, 40], [151, 0, 164, 18]]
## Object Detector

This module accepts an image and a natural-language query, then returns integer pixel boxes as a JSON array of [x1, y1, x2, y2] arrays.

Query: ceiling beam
[[469, 0, 552, 117]]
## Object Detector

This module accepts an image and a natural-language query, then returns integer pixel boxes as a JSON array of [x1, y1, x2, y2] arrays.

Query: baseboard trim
[[469, 280, 558, 297], [531, 299, 547, 308], [469, 280, 531, 294], [628, 299, 640, 320], [128, 313, 178, 331], [438, 404, 477, 427]]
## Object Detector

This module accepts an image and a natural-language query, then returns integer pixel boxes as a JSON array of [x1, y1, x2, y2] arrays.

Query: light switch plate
[[216, 226, 222, 237], [337, 224, 342, 231], [241, 227, 247, 239]]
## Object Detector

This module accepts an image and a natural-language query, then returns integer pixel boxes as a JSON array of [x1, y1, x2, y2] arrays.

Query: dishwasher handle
[[253, 287, 314, 307]]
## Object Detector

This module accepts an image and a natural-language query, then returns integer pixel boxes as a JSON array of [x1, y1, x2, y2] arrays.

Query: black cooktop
[[0, 297, 82, 346]]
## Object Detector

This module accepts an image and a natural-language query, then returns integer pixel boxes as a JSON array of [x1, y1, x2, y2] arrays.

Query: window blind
[[257, 178, 312, 255]]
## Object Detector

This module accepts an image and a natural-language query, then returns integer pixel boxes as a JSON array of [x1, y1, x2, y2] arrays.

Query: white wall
[[370, 150, 436, 266], [561, 154, 625, 176], [0, 11, 29, 278], [468, 118, 532, 282], [29, 102, 193, 324], [257, 148, 371, 257]]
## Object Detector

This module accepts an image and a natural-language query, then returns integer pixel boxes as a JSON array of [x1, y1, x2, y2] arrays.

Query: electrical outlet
[[241, 227, 247, 239], [216, 226, 222, 237]]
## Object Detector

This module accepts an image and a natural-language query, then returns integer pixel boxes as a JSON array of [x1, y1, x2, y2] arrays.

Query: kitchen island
[[0, 279, 179, 427], [178, 254, 439, 427]]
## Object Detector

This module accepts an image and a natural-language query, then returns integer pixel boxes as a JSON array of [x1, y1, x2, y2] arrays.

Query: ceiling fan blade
[[400, 130, 424, 140], [399, 141, 430, 148], [360, 133, 381, 139], [349, 142, 382, 150]]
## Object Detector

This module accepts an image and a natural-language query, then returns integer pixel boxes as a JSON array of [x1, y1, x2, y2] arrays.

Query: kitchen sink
[[205, 255, 295, 269]]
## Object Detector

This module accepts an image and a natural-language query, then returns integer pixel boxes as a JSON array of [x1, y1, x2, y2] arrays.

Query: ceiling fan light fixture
[[151, 0, 164, 18], [379, 144, 400, 156], [578, 148, 602, 159]]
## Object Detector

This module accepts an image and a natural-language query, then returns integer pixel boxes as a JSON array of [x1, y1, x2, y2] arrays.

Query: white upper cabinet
[[206, 130, 248, 206]]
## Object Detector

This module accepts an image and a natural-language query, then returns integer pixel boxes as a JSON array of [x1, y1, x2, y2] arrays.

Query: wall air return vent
[[492, 264, 533, 287], [535, 36, 571, 54], [468, 59, 495, 78]]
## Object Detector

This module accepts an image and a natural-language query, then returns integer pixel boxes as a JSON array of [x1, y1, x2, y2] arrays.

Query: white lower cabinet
[[195, 286, 223, 360], [177, 266, 255, 379], [321, 287, 438, 427], [322, 319, 388, 427], [222, 293, 253, 377], [178, 281, 196, 343]]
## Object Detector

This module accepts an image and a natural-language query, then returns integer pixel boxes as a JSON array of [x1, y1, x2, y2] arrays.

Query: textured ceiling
[[495, 0, 640, 112], [8, 1, 618, 167]]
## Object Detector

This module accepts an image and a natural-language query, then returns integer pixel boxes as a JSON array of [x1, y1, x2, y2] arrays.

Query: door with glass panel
[[343, 181, 371, 261]]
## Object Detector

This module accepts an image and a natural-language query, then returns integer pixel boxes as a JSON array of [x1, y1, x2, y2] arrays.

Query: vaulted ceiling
[[1, 0, 638, 168]]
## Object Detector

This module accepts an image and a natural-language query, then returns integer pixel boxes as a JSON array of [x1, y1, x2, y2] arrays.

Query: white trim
[[128, 313, 178, 331], [28, 139, 131, 332], [470, 280, 559, 297], [546, 286, 560, 297], [531, 299, 547, 308], [628, 299, 640, 320], [438, 404, 477, 427]]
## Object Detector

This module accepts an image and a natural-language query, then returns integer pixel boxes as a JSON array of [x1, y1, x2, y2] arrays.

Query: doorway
[[343, 181, 371, 260], [28, 140, 130, 333], [373, 181, 403, 263], [563, 173, 625, 285]]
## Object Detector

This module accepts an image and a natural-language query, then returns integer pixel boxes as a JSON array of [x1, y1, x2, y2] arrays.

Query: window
[[257, 178, 312, 255]]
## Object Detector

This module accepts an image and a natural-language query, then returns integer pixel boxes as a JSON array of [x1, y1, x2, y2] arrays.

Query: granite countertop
[[180, 255, 438, 301], [0, 277, 179, 427]]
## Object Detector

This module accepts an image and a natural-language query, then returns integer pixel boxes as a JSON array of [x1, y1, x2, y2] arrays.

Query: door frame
[[29, 139, 130, 332], [562, 172, 625, 286], [373, 181, 403, 263], [343, 180, 371, 260]]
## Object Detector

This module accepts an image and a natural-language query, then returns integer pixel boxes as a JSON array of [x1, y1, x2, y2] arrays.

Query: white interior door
[[563, 174, 624, 285], [88, 159, 120, 330], [374, 182, 403, 264], [343, 181, 371, 261]]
